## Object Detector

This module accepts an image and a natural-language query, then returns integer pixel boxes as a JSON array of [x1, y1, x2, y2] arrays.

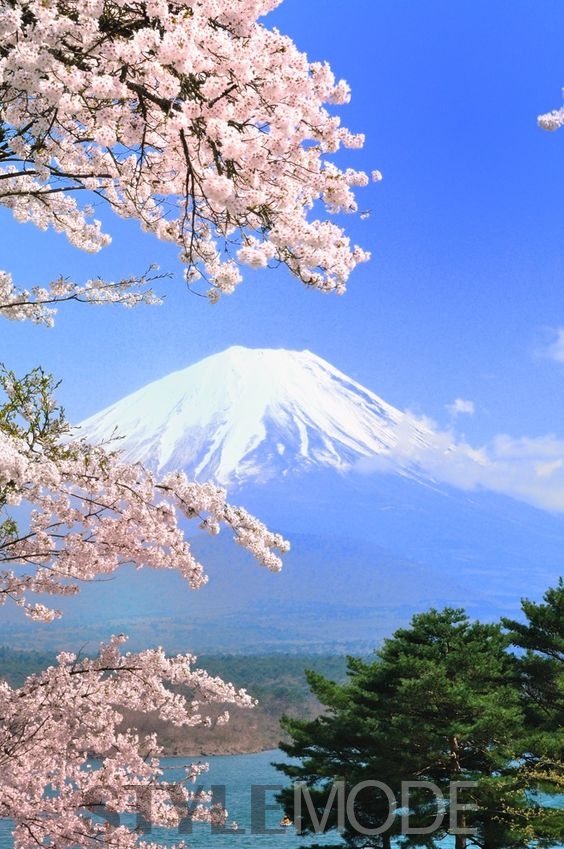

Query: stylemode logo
[[83, 779, 478, 837]]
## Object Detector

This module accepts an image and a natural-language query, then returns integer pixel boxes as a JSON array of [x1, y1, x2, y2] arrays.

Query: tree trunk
[[451, 735, 466, 849], [455, 826, 467, 849]]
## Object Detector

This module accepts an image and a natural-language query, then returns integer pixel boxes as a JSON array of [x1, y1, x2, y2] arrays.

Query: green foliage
[[504, 580, 564, 727], [0, 366, 68, 549], [503, 582, 564, 830], [0, 365, 67, 450], [276, 608, 561, 849]]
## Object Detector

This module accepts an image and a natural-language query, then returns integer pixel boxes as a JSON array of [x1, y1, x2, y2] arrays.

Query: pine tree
[[503, 582, 564, 844], [277, 608, 554, 849]]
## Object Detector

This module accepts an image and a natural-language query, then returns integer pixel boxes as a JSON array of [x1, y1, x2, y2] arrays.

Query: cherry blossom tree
[[0, 0, 374, 303], [0, 1, 373, 846], [0, 362, 289, 849]]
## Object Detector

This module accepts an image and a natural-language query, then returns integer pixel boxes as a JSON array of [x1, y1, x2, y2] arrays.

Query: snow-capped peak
[[78, 346, 437, 486]]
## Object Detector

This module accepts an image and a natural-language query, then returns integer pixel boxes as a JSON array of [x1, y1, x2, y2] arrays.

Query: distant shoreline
[[160, 745, 280, 758], [163, 743, 273, 757]]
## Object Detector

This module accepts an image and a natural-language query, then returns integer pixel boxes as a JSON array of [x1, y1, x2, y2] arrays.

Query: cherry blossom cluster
[[0, 363, 288, 846], [0, 634, 254, 849], [0, 268, 164, 326], [0, 0, 374, 296], [537, 84, 564, 131], [539, 105, 564, 130]]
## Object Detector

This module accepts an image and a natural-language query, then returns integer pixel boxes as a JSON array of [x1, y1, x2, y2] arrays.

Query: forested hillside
[[0, 646, 57, 687]]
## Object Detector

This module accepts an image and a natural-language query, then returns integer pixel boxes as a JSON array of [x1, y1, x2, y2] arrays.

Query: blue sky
[[4, 0, 564, 510]]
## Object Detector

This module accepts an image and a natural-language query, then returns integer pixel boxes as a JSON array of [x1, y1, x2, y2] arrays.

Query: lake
[[0, 750, 562, 849]]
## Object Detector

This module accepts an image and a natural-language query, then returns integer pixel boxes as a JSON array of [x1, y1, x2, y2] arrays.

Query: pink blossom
[[0, 0, 375, 295]]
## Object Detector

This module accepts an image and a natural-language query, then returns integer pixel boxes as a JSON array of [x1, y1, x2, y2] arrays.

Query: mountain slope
[[79, 346, 439, 486]]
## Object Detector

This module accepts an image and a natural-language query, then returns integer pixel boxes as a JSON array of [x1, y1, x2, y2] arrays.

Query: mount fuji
[[5, 347, 564, 654], [79, 346, 446, 487]]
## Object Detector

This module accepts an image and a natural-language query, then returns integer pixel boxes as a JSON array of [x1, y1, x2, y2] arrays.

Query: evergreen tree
[[504, 580, 564, 727], [503, 582, 564, 843], [277, 608, 553, 849]]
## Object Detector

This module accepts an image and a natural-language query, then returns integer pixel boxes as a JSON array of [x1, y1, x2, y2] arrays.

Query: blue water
[[0, 750, 562, 848], [154, 750, 304, 848]]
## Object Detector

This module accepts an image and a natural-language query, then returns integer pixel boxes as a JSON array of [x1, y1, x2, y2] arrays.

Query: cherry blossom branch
[[0, 268, 167, 326]]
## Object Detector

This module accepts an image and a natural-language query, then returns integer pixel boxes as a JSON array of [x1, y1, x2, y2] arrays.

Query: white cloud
[[446, 398, 475, 417], [468, 434, 564, 512], [356, 417, 564, 513], [539, 326, 564, 363], [536, 458, 564, 479]]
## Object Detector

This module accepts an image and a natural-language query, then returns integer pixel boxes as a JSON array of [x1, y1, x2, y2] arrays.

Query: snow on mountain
[[78, 346, 440, 486]]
